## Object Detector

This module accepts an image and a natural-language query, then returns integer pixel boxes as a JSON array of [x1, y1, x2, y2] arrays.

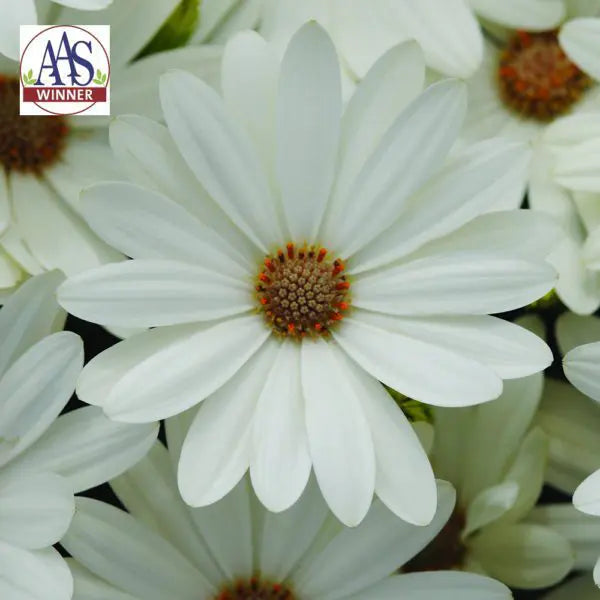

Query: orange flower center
[[498, 30, 590, 121], [0, 75, 69, 173], [215, 577, 295, 599], [256, 243, 350, 338]]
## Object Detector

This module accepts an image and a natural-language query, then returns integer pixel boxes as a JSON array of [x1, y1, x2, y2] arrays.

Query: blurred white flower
[[0, 272, 158, 599], [63, 440, 512, 600], [411, 371, 575, 589]]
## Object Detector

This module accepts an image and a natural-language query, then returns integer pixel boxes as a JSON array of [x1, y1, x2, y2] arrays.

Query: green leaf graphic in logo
[[137, 0, 199, 59], [22, 68, 36, 86], [93, 70, 108, 85]]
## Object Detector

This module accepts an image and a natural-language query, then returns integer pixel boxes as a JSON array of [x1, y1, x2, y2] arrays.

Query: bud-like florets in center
[[0, 76, 69, 173], [498, 30, 590, 120], [256, 243, 350, 338], [215, 576, 295, 599]]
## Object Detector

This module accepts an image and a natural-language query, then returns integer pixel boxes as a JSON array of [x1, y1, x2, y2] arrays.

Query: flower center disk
[[0, 76, 69, 173], [256, 243, 350, 338], [498, 30, 590, 121], [215, 577, 295, 599]]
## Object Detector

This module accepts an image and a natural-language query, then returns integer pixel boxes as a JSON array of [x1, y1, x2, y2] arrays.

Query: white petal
[[187, 477, 254, 581], [97, 315, 269, 422], [392, 0, 483, 77], [277, 23, 341, 242], [0, 271, 65, 378], [111, 46, 223, 120], [406, 209, 562, 266], [69, 561, 139, 600], [354, 572, 511, 600], [257, 475, 329, 581], [0, 332, 82, 466], [110, 442, 222, 585], [108, 115, 258, 265], [160, 70, 281, 252], [250, 341, 311, 513], [471, 0, 565, 30], [301, 339, 376, 527], [11, 173, 121, 276], [62, 498, 212, 600], [351, 141, 531, 273], [352, 253, 556, 315], [8, 406, 158, 494], [0, 0, 36, 60], [469, 524, 574, 589], [0, 470, 74, 549], [564, 342, 600, 402], [178, 339, 278, 507], [58, 259, 252, 328], [80, 182, 250, 277], [528, 503, 600, 571], [0, 543, 72, 600], [325, 80, 467, 257], [222, 31, 278, 175], [330, 41, 425, 219], [56, 0, 112, 9], [560, 18, 600, 80], [333, 314, 502, 407], [292, 480, 455, 598], [44, 137, 124, 212], [354, 312, 551, 381], [458, 374, 543, 503], [343, 359, 436, 526], [463, 482, 519, 538], [574, 469, 600, 516]]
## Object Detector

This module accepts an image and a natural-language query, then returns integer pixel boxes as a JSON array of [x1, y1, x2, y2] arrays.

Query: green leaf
[[92, 79, 102, 85], [96, 68, 101, 78], [136, 0, 199, 59], [101, 73, 107, 83], [27, 68, 33, 78]]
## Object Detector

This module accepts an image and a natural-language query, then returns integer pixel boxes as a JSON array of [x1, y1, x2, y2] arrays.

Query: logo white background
[[20, 25, 110, 116]]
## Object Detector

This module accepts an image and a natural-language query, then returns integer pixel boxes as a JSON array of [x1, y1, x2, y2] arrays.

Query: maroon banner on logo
[[22, 86, 107, 102]]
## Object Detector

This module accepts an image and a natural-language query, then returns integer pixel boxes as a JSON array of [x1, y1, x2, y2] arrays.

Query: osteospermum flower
[[63, 440, 512, 600], [58, 25, 557, 526], [0, 0, 221, 294], [553, 322, 600, 587], [0, 271, 158, 599], [403, 364, 575, 589]]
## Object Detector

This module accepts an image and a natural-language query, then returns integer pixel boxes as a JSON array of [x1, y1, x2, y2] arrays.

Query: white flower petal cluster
[[0, 272, 158, 598], [54, 24, 559, 529], [63, 440, 512, 600]]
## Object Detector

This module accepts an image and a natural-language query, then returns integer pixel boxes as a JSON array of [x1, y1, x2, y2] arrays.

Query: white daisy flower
[[0, 271, 159, 600], [58, 25, 557, 527], [0, 0, 113, 60], [455, 5, 600, 314], [545, 313, 600, 586], [408, 366, 574, 589], [0, 0, 222, 294], [63, 440, 512, 600], [536, 312, 600, 494]]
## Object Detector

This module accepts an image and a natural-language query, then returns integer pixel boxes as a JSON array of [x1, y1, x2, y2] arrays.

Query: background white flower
[[0, 0, 222, 295], [415, 365, 575, 589], [0, 271, 159, 600], [0, 0, 113, 60], [57, 25, 558, 527], [63, 440, 512, 600]]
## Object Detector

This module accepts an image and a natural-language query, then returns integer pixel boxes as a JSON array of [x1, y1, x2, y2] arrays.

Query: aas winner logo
[[20, 25, 110, 116]]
